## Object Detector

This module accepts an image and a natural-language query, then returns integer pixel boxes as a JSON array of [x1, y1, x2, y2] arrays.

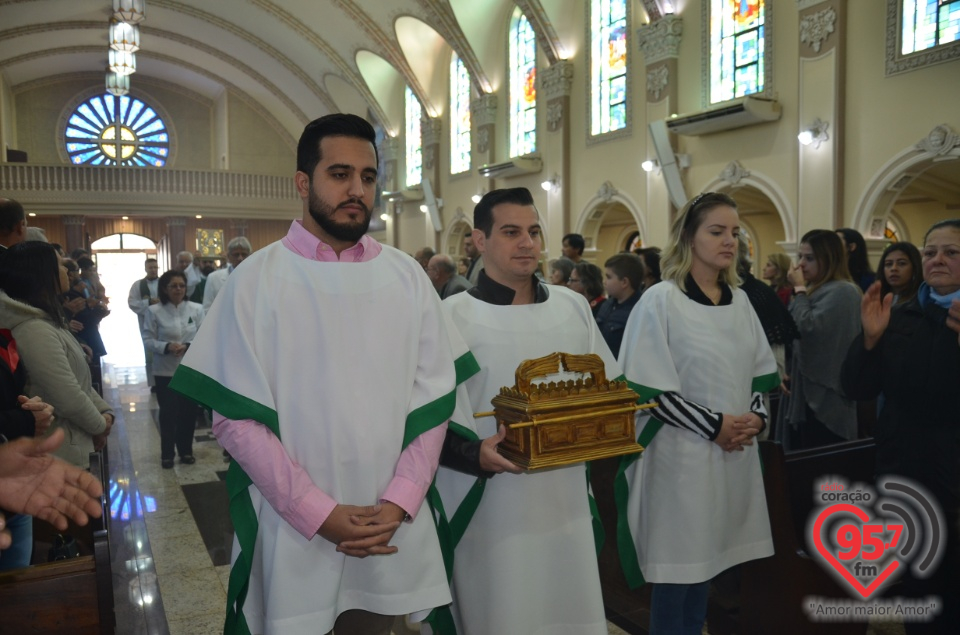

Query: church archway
[[574, 181, 645, 265]]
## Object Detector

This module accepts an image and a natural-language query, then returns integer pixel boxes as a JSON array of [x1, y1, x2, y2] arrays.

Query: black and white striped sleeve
[[646, 392, 723, 441], [750, 391, 768, 430]]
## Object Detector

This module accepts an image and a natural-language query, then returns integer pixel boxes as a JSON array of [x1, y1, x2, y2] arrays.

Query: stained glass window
[[509, 9, 537, 157], [902, 1, 960, 54], [710, 0, 765, 104], [405, 86, 422, 187], [450, 54, 472, 174], [591, 0, 628, 135], [65, 94, 169, 166]]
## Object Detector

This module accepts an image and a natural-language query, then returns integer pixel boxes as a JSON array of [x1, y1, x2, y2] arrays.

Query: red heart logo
[[811, 503, 901, 599]]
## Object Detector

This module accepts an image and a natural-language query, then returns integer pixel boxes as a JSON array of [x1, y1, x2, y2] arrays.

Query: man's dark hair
[[0, 241, 65, 325], [157, 270, 188, 305], [605, 253, 645, 291], [836, 227, 871, 284], [633, 246, 662, 282], [474, 188, 535, 237], [70, 248, 89, 260], [50, 243, 64, 256], [562, 233, 585, 255], [296, 113, 379, 177], [76, 256, 96, 271], [0, 198, 25, 234], [145, 257, 158, 264]]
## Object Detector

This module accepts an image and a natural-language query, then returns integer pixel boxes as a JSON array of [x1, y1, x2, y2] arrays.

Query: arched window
[[450, 54, 472, 175], [591, 0, 628, 136], [65, 94, 169, 166], [405, 86, 422, 187], [901, 0, 960, 54], [709, 0, 767, 104], [509, 8, 537, 157]]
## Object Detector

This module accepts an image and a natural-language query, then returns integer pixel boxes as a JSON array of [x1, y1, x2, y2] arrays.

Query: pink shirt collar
[[280, 219, 381, 263]]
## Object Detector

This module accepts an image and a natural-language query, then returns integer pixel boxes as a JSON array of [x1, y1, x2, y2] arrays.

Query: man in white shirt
[[127, 258, 160, 385], [177, 250, 203, 298], [203, 237, 252, 311]]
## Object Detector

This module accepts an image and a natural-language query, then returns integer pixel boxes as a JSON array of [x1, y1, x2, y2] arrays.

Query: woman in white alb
[[617, 192, 779, 635], [143, 269, 204, 468]]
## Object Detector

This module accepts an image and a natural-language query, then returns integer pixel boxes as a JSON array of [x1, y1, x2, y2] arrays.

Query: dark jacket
[[0, 329, 34, 441], [840, 292, 960, 509], [595, 289, 641, 360]]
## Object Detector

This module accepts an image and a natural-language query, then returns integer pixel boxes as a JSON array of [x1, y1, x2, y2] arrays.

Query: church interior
[[0, 1, 958, 634]]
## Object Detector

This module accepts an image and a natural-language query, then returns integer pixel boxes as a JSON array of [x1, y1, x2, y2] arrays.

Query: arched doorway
[[90, 233, 157, 367]]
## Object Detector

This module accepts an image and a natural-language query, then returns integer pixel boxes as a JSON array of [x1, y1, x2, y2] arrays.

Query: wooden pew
[[0, 451, 115, 634], [591, 440, 877, 634], [737, 440, 876, 635]]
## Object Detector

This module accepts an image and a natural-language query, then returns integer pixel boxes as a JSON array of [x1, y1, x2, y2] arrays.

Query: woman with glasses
[[144, 270, 204, 468], [568, 262, 606, 317]]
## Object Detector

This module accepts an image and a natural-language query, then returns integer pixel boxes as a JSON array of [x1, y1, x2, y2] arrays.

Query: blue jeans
[[0, 513, 33, 571], [649, 581, 710, 635]]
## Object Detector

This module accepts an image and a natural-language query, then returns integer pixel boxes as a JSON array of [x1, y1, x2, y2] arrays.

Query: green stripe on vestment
[[170, 363, 454, 635]]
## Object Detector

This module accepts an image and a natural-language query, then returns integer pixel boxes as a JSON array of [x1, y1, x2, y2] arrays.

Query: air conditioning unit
[[666, 96, 781, 136], [478, 156, 542, 179], [381, 187, 423, 203]]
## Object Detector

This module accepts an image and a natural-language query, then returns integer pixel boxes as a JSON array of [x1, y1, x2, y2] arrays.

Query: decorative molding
[[598, 181, 619, 203], [869, 217, 887, 238], [61, 215, 85, 226], [637, 14, 683, 65], [476, 128, 491, 154], [885, 0, 960, 75], [719, 161, 751, 186], [470, 94, 498, 128], [546, 101, 564, 132], [640, 1, 663, 21], [421, 117, 443, 148], [796, 0, 826, 10], [916, 124, 960, 157], [647, 65, 669, 101], [243, 0, 389, 126], [515, 0, 565, 65], [166, 217, 188, 227], [15, 72, 213, 108], [380, 136, 401, 161], [800, 7, 836, 53], [423, 146, 437, 170], [541, 60, 574, 100]]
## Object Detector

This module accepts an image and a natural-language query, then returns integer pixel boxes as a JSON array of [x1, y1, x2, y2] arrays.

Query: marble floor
[[100, 361, 634, 635]]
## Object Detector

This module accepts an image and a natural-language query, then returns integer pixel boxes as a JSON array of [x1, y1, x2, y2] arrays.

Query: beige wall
[[227, 92, 294, 177]]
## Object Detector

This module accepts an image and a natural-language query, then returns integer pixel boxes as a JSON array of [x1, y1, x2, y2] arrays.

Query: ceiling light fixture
[[113, 0, 146, 25], [105, 69, 130, 96], [109, 49, 136, 76], [109, 20, 140, 52]]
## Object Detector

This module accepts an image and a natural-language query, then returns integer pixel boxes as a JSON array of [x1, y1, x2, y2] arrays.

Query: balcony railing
[[0, 163, 298, 200]]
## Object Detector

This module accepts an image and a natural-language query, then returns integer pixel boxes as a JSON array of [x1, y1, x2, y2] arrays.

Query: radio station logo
[[804, 476, 944, 623]]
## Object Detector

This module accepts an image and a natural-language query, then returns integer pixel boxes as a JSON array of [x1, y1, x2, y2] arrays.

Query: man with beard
[[170, 114, 456, 635], [463, 232, 484, 285]]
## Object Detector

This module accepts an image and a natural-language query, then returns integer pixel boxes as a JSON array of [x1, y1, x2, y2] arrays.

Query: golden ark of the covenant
[[474, 352, 653, 470]]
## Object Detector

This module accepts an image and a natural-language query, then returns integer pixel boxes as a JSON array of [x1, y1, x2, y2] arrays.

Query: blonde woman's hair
[[800, 229, 853, 294], [766, 253, 792, 289], [661, 192, 741, 292]]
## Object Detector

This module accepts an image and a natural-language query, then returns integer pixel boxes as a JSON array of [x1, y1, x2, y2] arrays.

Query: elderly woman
[[547, 257, 575, 285], [143, 269, 204, 468], [842, 219, 960, 633], [618, 192, 778, 635], [0, 242, 114, 469], [784, 229, 862, 449], [568, 262, 606, 317]]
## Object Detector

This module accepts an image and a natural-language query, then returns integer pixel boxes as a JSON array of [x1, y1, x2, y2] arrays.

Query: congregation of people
[[0, 114, 957, 635]]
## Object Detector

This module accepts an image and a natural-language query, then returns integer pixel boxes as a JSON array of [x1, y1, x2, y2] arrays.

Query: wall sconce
[[471, 193, 482, 204], [798, 118, 829, 148], [379, 212, 390, 221], [541, 175, 559, 192], [641, 159, 658, 172]]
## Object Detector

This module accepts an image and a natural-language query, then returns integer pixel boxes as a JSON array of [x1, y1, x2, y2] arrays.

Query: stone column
[[540, 60, 574, 251], [61, 215, 86, 255], [165, 217, 187, 269], [379, 136, 401, 247], [421, 116, 443, 249], [470, 93, 497, 194], [797, 0, 846, 234], [638, 13, 683, 240]]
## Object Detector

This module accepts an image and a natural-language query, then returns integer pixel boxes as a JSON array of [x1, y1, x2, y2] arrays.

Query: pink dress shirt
[[213, 220, 448, 540]]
